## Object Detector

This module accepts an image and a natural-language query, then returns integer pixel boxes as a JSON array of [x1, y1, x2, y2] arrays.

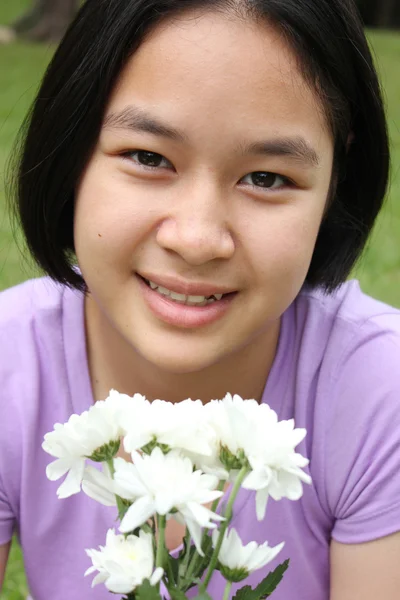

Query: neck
[[85, 296, 280, 405]]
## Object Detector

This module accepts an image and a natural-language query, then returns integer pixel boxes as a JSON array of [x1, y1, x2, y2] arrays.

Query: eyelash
[[120, 150, 294, 192]]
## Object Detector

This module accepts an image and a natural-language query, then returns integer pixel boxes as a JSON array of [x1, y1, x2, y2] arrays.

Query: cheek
[[247, 205, 323, 285], [74, 161, 157, 265]]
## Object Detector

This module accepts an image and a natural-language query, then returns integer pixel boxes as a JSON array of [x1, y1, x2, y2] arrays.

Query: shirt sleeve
[[324, 318, 400, 544], [0, 365, 22, 546], [0, 474, 15, 546]]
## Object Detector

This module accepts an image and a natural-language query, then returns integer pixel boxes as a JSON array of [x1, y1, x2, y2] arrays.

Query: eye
[[239, 171, 291, 191], [122, 150, 172, 170]]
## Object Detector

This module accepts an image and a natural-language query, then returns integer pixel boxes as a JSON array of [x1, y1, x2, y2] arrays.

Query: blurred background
[[0, 1, 399, 598]]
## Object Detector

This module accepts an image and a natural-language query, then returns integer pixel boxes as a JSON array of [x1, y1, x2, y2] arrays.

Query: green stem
[[189, 478, 226, 579], [151, 516, 156, 536], [106, 459, 128, 522], [178, 528, 192, 586], [212, 479, 227, 510], [182, 542, 201, 590], [223, 580, 232, 600], [203, 466, 249, 589], [204, 479, 226, 543], [107, 458, 115, 476], [181, 479, 227, 590], [156, 514, 167, 569], [165, 552, 176, 586]]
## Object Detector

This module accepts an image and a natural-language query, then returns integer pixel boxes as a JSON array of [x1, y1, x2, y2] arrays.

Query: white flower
[[123, 398, 213, 457], [206, 395, 262, 457], [113, 448, 224, 555], [212, 527, 284, 582], [42, 390, 133, 498], [193, 395, 271, 480], [204, 394, 311, 520], [246, 467, 311, 521], [85, 529, 163, 594], [242, 416, 311, 520], [82, 464, 117, 507], [209, 394, 283, 462]]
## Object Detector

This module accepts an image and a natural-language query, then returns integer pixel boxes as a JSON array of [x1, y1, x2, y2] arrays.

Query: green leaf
[[89, 439, 121, 462], [190, 592, 213, 600], [232, 560, 290, 600], [116, 496, 132, 522], [253, 559, 290, 598], [135, 579, 164, 600], [168, 587, 190, 600], [169, 537, 187, 585], [141, 522, 153, 535], [180, 534, 215, 592], [232, 584, 254, 600], [190, 582, 214, 600]]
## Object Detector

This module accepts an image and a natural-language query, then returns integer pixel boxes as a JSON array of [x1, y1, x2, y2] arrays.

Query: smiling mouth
[[141, 276, 231, 307]]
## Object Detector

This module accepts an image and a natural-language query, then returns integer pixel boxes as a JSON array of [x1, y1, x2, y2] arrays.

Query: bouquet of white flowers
[[42, 392, 311, 599]]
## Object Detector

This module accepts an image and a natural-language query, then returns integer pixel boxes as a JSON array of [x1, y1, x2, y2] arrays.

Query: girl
[[1, 0, 400, 598]]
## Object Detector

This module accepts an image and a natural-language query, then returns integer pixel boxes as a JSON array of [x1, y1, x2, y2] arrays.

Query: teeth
[[156, 286, 171, 296], [170, 291, 187, 301], [145, 279, 224, 306], [187, 295, 206, 303]]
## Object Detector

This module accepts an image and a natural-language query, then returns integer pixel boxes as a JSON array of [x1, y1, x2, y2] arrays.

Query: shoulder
[[295, 282, 400, 541], [291, 280, 400, 390], [0, 276, 69, 417], [0, 278, 65, 536], [294, 280, 400, 440], [0, 277, 76, 441], [0, 274, 83, 347], [297, 279, 400, 343], [0, 278, 85, 537], [0, 276, 66, 327], [285, 280, 400, 417], [0, 276, 87, 402], [0, 277, 66, 383]]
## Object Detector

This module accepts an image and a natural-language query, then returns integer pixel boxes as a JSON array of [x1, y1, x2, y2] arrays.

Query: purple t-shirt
[[1, 277, 400, 600]]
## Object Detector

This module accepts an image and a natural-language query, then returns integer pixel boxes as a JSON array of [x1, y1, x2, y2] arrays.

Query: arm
[[0, 541, 11, 590], [330, 532, 400, 599]]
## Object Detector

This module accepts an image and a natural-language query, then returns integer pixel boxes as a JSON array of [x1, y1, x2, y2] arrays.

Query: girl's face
[[74, 11, 334, 374]]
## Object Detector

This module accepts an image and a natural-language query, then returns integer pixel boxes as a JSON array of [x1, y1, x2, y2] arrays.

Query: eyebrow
[[103, 106, 320, 167], [240, 137, 320, 168], [103, 106, 188, 143]]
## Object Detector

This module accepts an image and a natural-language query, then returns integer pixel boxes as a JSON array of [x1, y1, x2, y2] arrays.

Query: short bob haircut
[[9, 0, 389, 293]]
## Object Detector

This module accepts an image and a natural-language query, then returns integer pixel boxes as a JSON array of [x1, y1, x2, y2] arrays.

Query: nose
[[156, 183, 235, 265]]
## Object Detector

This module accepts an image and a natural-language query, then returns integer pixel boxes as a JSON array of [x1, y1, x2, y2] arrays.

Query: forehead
[[106, 10, 331, 149]]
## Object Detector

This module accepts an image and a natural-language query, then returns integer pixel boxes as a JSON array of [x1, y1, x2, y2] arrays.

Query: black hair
[[9, 0, 390, 292]]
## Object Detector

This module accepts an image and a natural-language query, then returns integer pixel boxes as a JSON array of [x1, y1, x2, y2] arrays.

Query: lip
[[137, 274, 237, 329], [138, 272, 236, 297]]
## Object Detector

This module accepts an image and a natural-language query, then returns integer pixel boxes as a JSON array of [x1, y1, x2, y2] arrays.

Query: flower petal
[[150, 567, 164, 586], [247, 541, 284, 571], [46, 457, 75, 481], [113, 458, 149, 499], [255, 487, 269, 521], [85, 528, 157, 593], [119, 496, 156, 533], [184, 517, 204, 556], [82, 466, 117, 507], [91, 572, 108, 587], [155, 492, 176, 515], [56, 459, 85, 498], [105, 574, 134, 594], [242, 467, 272, 491]]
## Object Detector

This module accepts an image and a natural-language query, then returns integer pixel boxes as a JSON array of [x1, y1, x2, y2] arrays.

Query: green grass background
[[0, 1, 399, 597]]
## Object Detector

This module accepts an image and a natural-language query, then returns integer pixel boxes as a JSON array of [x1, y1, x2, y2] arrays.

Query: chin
[[137, 344, 224, 376]]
